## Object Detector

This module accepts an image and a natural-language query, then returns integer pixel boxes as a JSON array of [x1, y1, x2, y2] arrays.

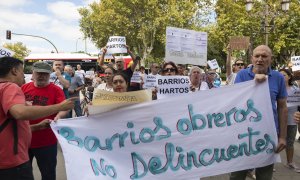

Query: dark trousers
[[230, 164, 274, 180], [69, 100, 82, 118], [29, 144, 57, 180], [0, 161, 34, 180]]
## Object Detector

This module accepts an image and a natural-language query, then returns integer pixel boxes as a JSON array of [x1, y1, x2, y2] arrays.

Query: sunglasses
[[235, 63, 244, 66], [163, 68, 176, 73]]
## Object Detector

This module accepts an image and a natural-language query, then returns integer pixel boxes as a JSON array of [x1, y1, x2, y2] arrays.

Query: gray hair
[[189, 66, 202, 76]]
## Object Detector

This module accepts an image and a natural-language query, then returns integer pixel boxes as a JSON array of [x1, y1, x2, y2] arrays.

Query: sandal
[[285, 163, 300, 173]]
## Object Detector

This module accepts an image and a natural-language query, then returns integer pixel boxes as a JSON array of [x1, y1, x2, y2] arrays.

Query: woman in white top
[[279, 68, 300, 172], [97, 66, 115, 92], [189, 66, 209, 92]]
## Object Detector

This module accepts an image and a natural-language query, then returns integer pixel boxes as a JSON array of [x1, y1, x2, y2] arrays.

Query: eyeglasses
[[235, 63, 244, 66], [153, 66, 160, 69], [163, 68, 176, 73]]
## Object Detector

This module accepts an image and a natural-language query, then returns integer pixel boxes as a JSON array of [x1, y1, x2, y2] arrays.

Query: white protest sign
[[291, 56, 300, 71], [0, 46, 15, 58], [207, 59, 219, 70], [165, 27, 207, 66], [51, 80, 279, 180], [106, 36, 127, 54], [130, 72, 142, 83], [287, 88, 300, 107], [157, 76, 190, 99], [86, 71, 95, 76], [143, 75, 158, 89]]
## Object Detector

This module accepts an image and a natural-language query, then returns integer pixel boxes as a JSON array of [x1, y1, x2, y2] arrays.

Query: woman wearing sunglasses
[[161, 61, 178, 76]]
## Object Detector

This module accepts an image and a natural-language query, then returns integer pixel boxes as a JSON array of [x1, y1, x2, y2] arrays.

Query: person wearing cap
[[21, 61, 72, 180], [0, 57, 75, 180]]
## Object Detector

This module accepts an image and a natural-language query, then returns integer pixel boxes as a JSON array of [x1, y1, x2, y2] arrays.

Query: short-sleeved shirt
[[287, 85, 298, 125], [234, 66, 287, 133], [50, 72, 72, 98], [69, 75, 84, 98], [0, 82, 31, 169], [21, 82, 65, 148], [75, 70, 85, 84]]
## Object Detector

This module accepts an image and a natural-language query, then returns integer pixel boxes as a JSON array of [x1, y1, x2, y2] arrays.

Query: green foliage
[[3, 42, 31, 60], [215, 0, 300, 67], [78, 0, 210, 67]]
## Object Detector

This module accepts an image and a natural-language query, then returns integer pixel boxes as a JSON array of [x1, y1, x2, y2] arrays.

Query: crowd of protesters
[[1, 43, 300, 180]]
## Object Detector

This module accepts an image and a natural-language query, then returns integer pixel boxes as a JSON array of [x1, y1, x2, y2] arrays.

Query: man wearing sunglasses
[[226, 44, 245, 85], [149, 63, 160, 76]]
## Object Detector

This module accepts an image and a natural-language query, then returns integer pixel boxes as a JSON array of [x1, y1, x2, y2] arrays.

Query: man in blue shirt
[[230, 45, 288, 180], [50, 60, 71, 99]]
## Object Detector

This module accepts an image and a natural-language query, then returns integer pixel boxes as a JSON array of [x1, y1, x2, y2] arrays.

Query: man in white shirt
[[75, 64, 85, 84]]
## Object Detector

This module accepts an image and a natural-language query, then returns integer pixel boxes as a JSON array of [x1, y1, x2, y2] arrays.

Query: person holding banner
[[0, 57, 75, 180], [226, 44, 245, 85], [279, 69, 300, 172], [230, 45, 288, 180], [189, 66, 209, 92], [22, 62, 73, 180], [112, 72, 130, 93]]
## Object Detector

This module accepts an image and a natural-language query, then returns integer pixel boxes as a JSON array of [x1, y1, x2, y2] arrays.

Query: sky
[[0, 0, 100, 55]]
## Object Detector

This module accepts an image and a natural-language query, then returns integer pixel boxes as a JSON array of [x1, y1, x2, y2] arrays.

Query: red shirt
[[21, 82, 65, 148], [0, 82, 31, 169]]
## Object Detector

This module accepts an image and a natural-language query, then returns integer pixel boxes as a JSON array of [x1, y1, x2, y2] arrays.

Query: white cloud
[[0, 0, 28, 7], [47, 19, 82, 40], [47, 1, 81, 21], [0, 9, 50, 29], [0, 0, 99, 54]]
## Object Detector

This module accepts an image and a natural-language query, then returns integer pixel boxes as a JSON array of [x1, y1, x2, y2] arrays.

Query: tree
[[79, 0, 212, 66], [214, 0, 300, 67], [3, 42, 31, 60]]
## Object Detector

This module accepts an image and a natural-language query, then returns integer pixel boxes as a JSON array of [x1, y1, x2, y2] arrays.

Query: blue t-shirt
[[50, 72, 72, 98], [234, 66, 287, 133]]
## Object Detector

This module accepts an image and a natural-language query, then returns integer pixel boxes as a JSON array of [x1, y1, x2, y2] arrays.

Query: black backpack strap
[[0, 118, 18, 154]]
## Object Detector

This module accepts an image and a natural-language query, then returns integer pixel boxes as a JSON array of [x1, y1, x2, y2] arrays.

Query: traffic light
[[6, 30, 11, 40]]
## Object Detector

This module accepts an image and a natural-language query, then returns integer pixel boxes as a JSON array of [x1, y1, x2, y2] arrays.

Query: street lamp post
[[76, 37, 87, 53], [245, 0, 290, 46], [8, 32, 58, 53]]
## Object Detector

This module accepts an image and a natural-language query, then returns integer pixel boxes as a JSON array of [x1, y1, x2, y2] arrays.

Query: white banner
[[207, 59, 219, 70], [157, 76, 190, 99], [291, 56, 300, 71], [165, 27, 207, 66], [287, 88, 300, 107], [51, 80, 280, 180], [0, 46, 15, 58], [106, 36, 127, 54], [130, 72, 142, 83], [143, 75, 158, 89]]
